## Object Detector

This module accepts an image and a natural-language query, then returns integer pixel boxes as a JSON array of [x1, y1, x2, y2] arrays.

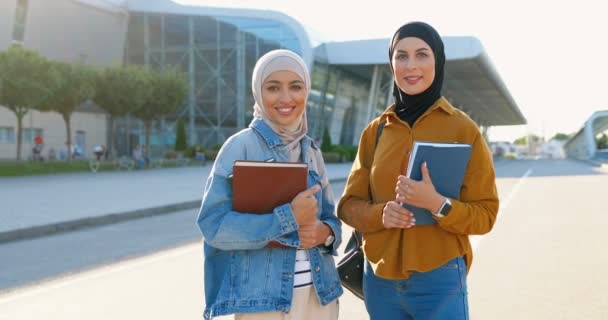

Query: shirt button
[[315, 266, 320, 272]]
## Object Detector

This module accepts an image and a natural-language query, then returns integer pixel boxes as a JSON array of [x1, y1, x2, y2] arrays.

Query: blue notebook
[[402, 141, 472, 225]]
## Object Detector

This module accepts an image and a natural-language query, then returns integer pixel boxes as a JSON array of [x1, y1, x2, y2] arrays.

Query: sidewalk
[[0, 162, 354, 243]]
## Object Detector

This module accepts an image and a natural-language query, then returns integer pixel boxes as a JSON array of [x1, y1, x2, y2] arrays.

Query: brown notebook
[[232, 160, 308, 214]]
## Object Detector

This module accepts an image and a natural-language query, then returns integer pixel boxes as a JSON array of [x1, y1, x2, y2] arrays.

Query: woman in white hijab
[[197, 49, 342, 320]]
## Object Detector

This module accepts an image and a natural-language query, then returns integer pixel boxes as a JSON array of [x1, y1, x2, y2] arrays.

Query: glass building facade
[[119, 11, 305, 155], [308, 48, 393, 145], [11, 0, 28, 43], [113, 7, 395, 156]]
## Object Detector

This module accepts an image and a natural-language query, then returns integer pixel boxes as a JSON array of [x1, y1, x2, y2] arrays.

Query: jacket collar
[[249, 117, 316, 151]]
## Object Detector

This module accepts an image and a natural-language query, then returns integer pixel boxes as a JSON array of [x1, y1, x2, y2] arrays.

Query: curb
[[572, 157, 608, 168], [0, 177, 348, 244], [0, 201, 201, 244]]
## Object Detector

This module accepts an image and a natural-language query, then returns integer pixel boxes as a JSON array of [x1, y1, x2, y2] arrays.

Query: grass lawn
[[0, 160, 114, 177], [0, 159, 206, 177]]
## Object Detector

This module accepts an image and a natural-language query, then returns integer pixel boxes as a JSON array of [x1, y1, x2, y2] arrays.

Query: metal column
[[188, 16, 197, 146], [386, 82, 393, 109], [215, 20, 222, 142], [143, 14, 150, 66], [365, 65, 380, 124], [236, 31, 245, 129]]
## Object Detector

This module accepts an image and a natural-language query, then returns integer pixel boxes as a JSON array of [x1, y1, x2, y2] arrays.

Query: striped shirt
[[293, 249, 312, 288]]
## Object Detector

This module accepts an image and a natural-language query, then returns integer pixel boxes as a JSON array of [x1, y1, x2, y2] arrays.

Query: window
[[22, 128, 42, 144], [0, 127, 16, 144], [12, 0, 29, 43]]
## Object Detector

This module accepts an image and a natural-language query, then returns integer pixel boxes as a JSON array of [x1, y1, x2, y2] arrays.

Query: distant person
[[34, 135, 43, 145], [73, 144, 83, 158], [93, 145, 105, 161], [31, 144, 43, 162], [196, 49, 342, 320], [32, 135, 44, 161], [59, 142, 70, 160], [60, 142, 81, 160], [192, 145, 206, 162], [338, 22, 499, 320], [132, 144, 145, 169]]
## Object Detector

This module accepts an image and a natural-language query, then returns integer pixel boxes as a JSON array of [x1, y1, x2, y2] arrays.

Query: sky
[[180, 0, 608, 142]]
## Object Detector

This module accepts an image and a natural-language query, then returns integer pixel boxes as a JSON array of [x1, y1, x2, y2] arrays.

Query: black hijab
[[389, 22, 445, 126]]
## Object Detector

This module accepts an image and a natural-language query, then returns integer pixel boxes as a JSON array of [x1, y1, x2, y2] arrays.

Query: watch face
[[440, 202, 452, 216]]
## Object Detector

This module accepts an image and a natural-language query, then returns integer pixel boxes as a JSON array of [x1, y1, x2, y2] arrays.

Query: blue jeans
[[363, 257, 469, 320]]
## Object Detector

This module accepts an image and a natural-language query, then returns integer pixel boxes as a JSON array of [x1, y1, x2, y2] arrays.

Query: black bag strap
[[375, 121, 386, 146], [351, 120, 386, 247]]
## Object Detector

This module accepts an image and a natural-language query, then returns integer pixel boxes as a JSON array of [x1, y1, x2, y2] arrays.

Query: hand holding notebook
[[399, 141, 472, 225], [290, 185, 320, 226]]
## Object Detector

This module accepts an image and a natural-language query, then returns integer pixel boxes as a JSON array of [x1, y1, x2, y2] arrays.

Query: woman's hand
[[395, 162, 444, 213], [298, 219, 331, 248], [291, 185, 320, 226], [382, 201, 415, 229]]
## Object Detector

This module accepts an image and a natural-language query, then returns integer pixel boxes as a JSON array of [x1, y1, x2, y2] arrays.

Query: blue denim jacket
[[197, 118, 343, 319]]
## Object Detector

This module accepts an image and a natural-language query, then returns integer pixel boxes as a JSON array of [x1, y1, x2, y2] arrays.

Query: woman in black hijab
[[390, 21, 445, 126], [338, 22, 499, 319]]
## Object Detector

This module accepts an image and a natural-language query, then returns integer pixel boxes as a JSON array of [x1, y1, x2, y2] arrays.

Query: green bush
[[322, 152, 342, 163], [185, 145, 205, 158], [204, 149, 219, 161], [164, 150, 178, 159], [0, 160, 112, 177], [331, 145, 358, 161], [321, 127, 332, 152], [175, 118, 187, 151]]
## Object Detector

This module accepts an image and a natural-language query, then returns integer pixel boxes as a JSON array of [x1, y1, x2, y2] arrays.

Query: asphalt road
[[1, 159, 607, 319]]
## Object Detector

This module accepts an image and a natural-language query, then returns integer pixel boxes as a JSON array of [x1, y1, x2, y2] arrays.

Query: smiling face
[[261, 70, 307, 127], [391, 37, 436, 95]]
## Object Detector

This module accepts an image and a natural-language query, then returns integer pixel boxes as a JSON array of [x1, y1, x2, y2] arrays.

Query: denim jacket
[[197, 118, 343, 319]]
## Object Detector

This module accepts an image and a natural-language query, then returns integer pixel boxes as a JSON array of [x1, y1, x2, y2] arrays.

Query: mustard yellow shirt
[[337, 97, 499, 279]]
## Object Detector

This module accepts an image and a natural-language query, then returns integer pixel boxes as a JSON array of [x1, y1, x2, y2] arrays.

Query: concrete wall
[[0, 0, 17, 50], [23, 0, 127, 66], [0, 0, 127, 160], [564, 111, 608, 160], [0, 107, 108, 160]]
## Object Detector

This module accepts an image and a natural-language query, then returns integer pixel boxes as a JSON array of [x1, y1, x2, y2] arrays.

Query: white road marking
[[0, 242, 201, 304], [470, 168, 533, 251]]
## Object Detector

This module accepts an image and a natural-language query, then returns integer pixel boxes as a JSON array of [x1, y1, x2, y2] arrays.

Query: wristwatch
[[323, 234, 335, 247], [433, 198, 452, 218]]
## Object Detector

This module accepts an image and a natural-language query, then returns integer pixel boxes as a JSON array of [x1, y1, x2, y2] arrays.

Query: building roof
[[315, 37, 526, 126], [76, 0, 128, 14], [124, 0, 313, 66]]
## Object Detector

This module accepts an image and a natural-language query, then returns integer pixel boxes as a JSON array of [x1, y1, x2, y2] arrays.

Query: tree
[[132, 66, 188, 157], [94, 65, 147, 158], [175, 117, 187, 152], [42, 61, 96, 161], [551, 132, 570, 141], [513, 134, 542, 145], [597, 133, 608, 150], [0, 47, 52, 161], [321, 127, 332, 152]]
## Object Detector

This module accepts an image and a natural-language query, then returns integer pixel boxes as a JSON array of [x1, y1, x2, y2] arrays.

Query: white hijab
[[251, 50, 310, 161]]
